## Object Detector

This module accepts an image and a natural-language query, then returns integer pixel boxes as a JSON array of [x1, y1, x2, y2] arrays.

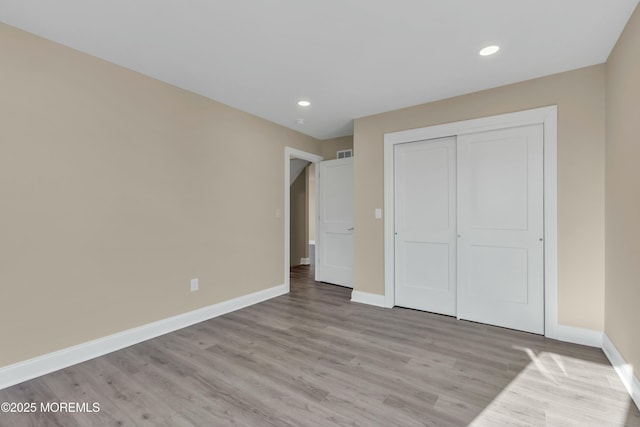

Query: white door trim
[[284, 147, 323, 292], [383, 106, 559, 339]]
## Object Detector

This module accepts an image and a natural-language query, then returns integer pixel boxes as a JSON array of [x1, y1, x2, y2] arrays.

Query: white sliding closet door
[[457, 125, 544, 334], [394, 137, 457, 315]]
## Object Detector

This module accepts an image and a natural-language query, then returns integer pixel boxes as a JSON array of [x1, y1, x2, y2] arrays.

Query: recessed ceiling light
[[479, 45, 500, 56], [297, 100, 311, 107]]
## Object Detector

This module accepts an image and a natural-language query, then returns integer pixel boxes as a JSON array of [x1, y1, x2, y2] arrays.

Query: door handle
[[347, 227, 354, 231]]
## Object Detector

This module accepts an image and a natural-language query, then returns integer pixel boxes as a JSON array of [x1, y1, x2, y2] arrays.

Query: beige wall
[[354, 65, 606, 331], [605, 5, 640, 379], [320, 135, 354, 160], [290, 169, 308, 266], [0, 23, 320, 368]]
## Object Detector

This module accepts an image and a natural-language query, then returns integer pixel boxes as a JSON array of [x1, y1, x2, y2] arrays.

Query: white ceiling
[[1, 1, 638, 140]]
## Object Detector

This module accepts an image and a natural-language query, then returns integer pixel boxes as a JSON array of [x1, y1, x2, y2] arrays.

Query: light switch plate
[[375, 208, 382, 219]]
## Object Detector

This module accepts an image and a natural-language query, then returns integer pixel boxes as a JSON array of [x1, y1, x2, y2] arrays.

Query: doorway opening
[[284, 148, 322, 292]]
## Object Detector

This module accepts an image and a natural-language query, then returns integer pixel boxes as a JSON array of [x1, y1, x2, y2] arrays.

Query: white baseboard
[[300, 257, 311, 265], [557, 324, 603, 347], [0, 283, 287, 391], [603, 334, 640, 411], [351, 290, 386, 308]]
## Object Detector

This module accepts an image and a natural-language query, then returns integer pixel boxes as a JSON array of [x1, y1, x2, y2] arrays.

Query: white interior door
[[317, 158, 353, 287], [457, 124, 544, 334], [394, 137, 457, 315]]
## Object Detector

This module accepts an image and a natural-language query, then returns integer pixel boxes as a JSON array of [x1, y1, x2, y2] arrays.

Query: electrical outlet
[[190, 278, 199, 292]]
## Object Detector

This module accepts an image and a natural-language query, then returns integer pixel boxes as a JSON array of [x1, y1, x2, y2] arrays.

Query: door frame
[[284, 147, 323, 292], [383, 106, 559, 339]]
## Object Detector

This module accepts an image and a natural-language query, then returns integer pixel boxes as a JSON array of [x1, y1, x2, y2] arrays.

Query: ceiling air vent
[[337, 149, 353, 159]]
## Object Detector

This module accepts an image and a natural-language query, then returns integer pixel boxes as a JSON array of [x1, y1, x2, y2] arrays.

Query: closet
[[393, 123, 544, 334]]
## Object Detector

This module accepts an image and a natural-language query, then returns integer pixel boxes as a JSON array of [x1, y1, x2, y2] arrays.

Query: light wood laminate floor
[[1, 266, 639, 426]]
